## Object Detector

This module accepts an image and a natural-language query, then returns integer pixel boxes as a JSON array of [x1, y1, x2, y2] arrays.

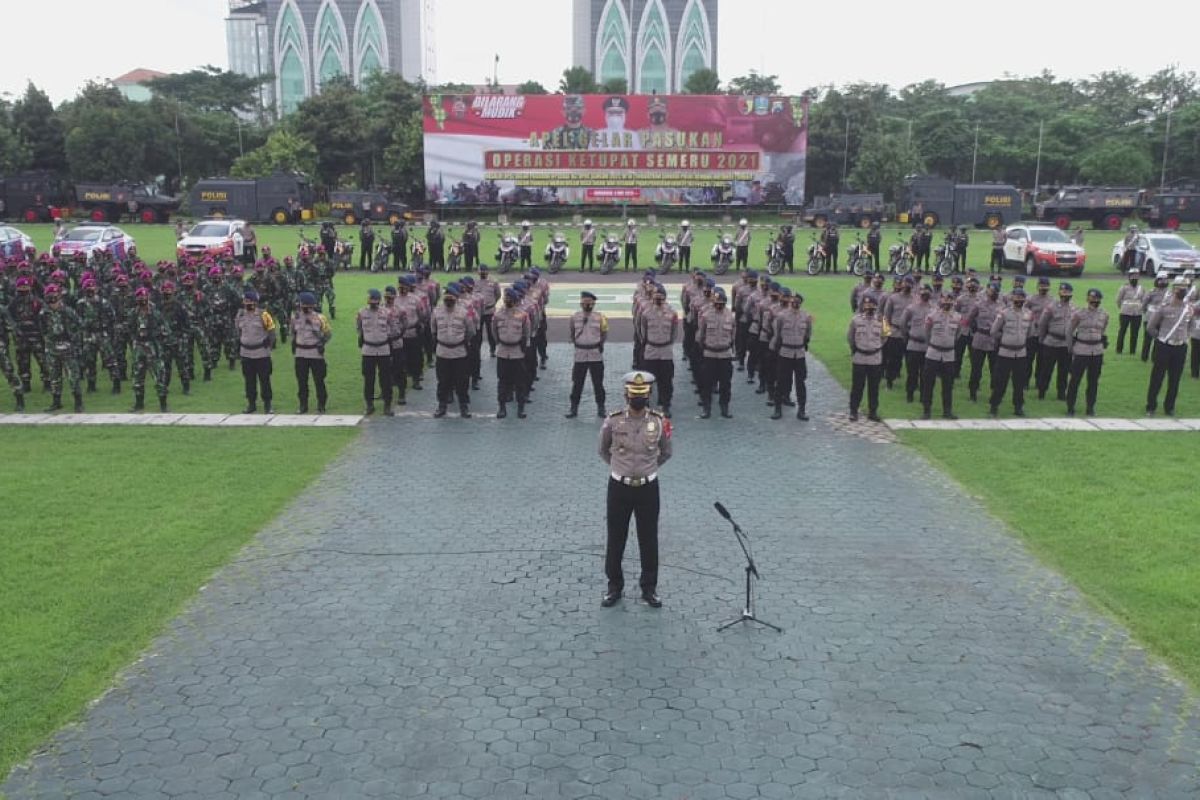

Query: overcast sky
[[2, 0, 1197, 104]]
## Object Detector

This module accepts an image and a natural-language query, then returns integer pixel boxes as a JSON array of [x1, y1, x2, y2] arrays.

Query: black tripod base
[[717, 610, 783, 632]]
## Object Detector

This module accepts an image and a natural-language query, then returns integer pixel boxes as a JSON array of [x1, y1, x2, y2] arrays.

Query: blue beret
[[1087, 288, 1102, 299], [654, 284, 667, 296], [512, 280, 527, 291], [384, 286, 397, 296], [1060, 282, 1073, 292], [530, 267, 540, 276], [504, 288, 519, 302], [1011, 287, 1026, 297], [478, 263, 490, 272], [581, 291, 597, 300], [418, 265, 430, 274], [644, 268, 656, 277], [400, 275, 416, 287], [444, 283, 461, 296], [298, 291, 317, 305], [1012, 275, 1026, 283], [1038, 276, 1051, 285], [705, 278, 716, 288], [769, 281, 781, 291], [243, 290, 259, 301], [714, 289, 728, 302], [367, 289, 381, 300], [902, 276, 915, 285], [780, 287, 793, 297], [460, 276, 475, 286], [745, 269, 758, 278]]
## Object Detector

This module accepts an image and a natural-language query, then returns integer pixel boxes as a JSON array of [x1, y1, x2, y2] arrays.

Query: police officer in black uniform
[[359, 219, 375, 270], [463, 220, 480, 271], [427, 220, 446, 271], [391, 218, 408, 271]]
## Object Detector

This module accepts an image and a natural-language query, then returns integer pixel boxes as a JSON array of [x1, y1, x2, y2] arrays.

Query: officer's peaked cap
[[622, 370, 655, 395]]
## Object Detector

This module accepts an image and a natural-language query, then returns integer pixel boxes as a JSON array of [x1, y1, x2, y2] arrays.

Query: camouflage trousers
[[268, 302, 289, 341], [315, 282, 335, 315], [43, 345, 82, 396], [15, 335, 46, 389], [111, 328, 130, 378], [196, 326, 219, 372], [80, 334, 119, 384], [163, 335, 193, 388], [131, 341, 169, 397], [1, 339, 21, 394]]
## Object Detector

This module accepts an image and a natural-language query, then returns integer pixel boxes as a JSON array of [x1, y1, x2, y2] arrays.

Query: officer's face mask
[[1013, 299, 1025, 309], [1130, 278, 1139, 285], [1088, 299, 1101, 309], [628, 395, 649, 410], [244, 303, 255, 312], [1175, 289, 1186, 300], [863, 305, 876, 316], [654, 296, 664, 305], [301, 306, 314, 314], [790, 299, 801, 309], [368, 300, 379, 309], [444, 297, 456, 308], [581, 301, 595, 313]]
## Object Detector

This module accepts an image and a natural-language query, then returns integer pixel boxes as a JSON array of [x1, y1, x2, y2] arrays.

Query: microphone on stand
[[713, 501, 731, 521]]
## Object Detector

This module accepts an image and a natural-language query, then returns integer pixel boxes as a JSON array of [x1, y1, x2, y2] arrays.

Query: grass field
[[11, 222, 1190, 418], [0, 426, 356, 780], [902, 430, 1200, 688]]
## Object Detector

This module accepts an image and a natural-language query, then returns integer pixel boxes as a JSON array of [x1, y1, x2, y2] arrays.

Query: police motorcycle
[[410, 238, 426, 271], [888, 234, 914, 276], [544, 232, 570, 275], [805, 234, 827, 276], [765, 234, 786, 276], [711, 232, 735, 275], [371, 241, 391, 273], [655, 231, 679, 274], [846, 235, 872, 277], [599, 231, 621, 275], [496, 233, 520, 274], [933, 231, 956, 277], [447, 231, 463, 271]]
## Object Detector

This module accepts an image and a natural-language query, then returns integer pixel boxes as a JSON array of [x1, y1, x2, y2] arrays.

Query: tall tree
[[292, 76, 369, 187], [147, 65, 268, 116], [726, 71, 781, 96], [683, 68, 721, 95], [516, 80, 549, 95], [231, 128, 318, 179], [600, 77, 628, 95], [559, 67, 599, 95], [11, 83, 66, 173], [0, 99, 31, 174], [848, 128, 924, 201]]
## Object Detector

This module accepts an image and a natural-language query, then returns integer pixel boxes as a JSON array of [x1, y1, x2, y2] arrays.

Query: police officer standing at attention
[[990, 225, 1006, 272], [491, 287, 531, 419], [866, 222, 882, 272], [624, 219, 639, 270], [988, 287, 1034, 417], [356, 289, 393, 416], [921, 292, 960, 420], [678, 220, 693, 270], [518, 221, 534, 270], [477, 264, 500, 357], [1146, 277, 1194, 416], [697, 288, 735, 419], [770, 287, 812, 420], [1037, 282, 1075, 401], [599, 370, 672, 609], [462, 220, 480, 271], [291, 291, 331, 414], [822, 223, 840, 273], [1065, 288, 1109, 417], [1115, 269, 1145, 355], [566, 291, 608, 418], [637, 284, 678, 418], [359, 219, 375, 270], [847, 294, 884, 422], [236, 289, 277, 413], [734, 218, 751, 270], [391, 218, 408, 271], [431, 282, 476, 418], [427, 219, 446, 272], [580, 219, 596, 271], [781, 223, 796, 272]]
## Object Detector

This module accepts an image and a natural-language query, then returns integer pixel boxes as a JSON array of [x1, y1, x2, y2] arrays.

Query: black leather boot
[[497, 402, 507, 419], [131, 391, 145, 412], [564, 404, 579, 418], [46, 393, 63, 412], [73, 392, 83, 413], [159, 395, 169, 412]]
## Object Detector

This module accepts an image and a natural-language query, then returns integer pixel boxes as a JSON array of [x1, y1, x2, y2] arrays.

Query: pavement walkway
[[5, 344, 1198, 799]]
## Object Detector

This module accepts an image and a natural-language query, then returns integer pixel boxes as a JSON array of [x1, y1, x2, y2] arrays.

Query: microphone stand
[[715, 504, 782, 633]]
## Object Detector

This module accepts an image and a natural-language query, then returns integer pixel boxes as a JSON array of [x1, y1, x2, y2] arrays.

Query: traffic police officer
[[988, 287, 1034, 417], [637, 284, 678, 417], [770, 287, 812, 420], [580, 219, 596, 271], [566, 291, 608, 418], [734, 218, 751, 270], [1066, 288, 1109, 416], [678, 220, 693, 270], [599, 370, 672, 609], [847, 294, 884, 422]]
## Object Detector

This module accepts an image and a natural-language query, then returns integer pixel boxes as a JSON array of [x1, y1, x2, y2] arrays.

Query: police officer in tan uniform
[[921, 293, 960, 420], [987, 287, 1034, 417], [580, 220, 597, 271], [847, 294, 884, 422], [356, 289, 394, 416], [966, 282, 1002, 402], [566, 291, 608, 418], [290, 291, 331, 414], [900, 284, 934, 404], [599, 370, 672, 609], [637, 284, 678, 417], [770, 287, 812, 420], [1065, 288, 1109, 416], [491, 287, 531, 419], [236, 289, 277, 414], [697, 288, 735, 419], [1037, 282, 1075, 400], [1146, 277, 1194, 415], [431, 282, 477, 418], [1115, 270, 1145, 355]]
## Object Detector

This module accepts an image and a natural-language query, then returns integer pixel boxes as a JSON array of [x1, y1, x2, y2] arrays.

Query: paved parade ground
[[5, 344, 1198, 799]]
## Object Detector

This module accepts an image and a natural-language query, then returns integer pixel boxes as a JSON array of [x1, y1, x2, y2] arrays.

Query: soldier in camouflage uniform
[[128, 286, 172, 412], [75, 277, 118, 394], [178, 271, 208, 383], [221, 267, 245, 367], [38, 283, 84, 412], [107, 273, 134, 382], [545, 94, 593, 150], [158, 281, 193, 395], [8, 276, 46, 393], [1, 303, 26, 411], [314, 250, 337, 320]]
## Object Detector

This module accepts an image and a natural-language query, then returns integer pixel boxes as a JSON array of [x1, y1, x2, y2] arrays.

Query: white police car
[[1110, 231, 1200, 276], [0, 225, 35, 259], [51, 223, 136, 263]]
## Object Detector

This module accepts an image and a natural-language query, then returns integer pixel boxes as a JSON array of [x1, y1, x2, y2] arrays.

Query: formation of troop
[[0, 244, 340, 414], [841, 266, 1198, 420]]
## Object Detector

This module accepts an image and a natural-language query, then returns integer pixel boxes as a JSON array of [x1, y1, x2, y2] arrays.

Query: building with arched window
[[572, 0, 717, 95], [229, 0, 434, 118]]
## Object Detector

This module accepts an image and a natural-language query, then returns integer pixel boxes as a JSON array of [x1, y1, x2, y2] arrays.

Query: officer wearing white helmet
[[624, 218, 639, 270], [735, 218, 752, 269], [678, 219, 693, 270], [518, 220, 533, 269], [580, 218, 596, 271]]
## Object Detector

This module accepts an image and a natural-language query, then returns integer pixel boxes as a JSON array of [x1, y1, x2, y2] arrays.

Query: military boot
[[329, 306, 336, 320], [496, 402, 507, 419], [111, 378, 121, 395], [720, 403, 733, 419], [383, 401, 395, 417], [243, 400, 257, 414], [46, 393, 63, 412], [770, 404, 782, 420], [433, 404, 447, 417], [596, 405, 606, 417], [20, 379, 30, 394], [471, 377, 480, 391], [15, 392, 25, 413], [263, 400, 273, 414], [131, 391, 145, 412], [459, 403, 471, 418], [517, 401, 527, 419], [73, 392, 83, 413], [87, 378, 97, 393], [662, 405, 671, 418], [700, 405, 711, 419], [797, 408, 809, 421], [159, 395, 169, 413], [365, 401, 376, 415], [564, 404, 579, 418], [203, 367, 212, 382]]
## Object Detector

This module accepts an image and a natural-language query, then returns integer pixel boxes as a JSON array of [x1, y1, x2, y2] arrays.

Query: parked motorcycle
[[410, 239, 426, 271], [766, 237, 785, 276], [711, 233, 734, 275], [655, 232, 679, 273], [496, 234, 519, 274], [933, 232, 955, 277], [805, 235, 827, 276], [888, 235, 914, 276], [447, 232, 463, 271], [372, 241, 391, 273], [544, 232, 570, 274], [846, 236, 872, 277], [599, 233, 621, 275]]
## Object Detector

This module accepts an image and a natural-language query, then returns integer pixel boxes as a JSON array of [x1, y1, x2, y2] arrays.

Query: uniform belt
[[362, 338, 388, 347], [927, 344, 954, 352], [1075, 338, 1101, 344], [574, 342, 602, 349], [437, 339, 466, 347], [646, 339, 673, 347], [856, 347, 881, 356], [295, 344, 320, 351], [908, 336, 927, 343], [499, 337, 523, 346], [611, 472, 657, 487], [998, 345, 1025, 355]]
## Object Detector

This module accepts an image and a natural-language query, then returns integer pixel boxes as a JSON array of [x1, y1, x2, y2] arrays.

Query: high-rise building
[[572, 0, 717, 95], [226, 1, 274, 116], [228, 1, 435, 118]]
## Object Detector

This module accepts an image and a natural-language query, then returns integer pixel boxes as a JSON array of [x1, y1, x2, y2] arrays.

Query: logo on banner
[[471, 95, 527, 120]]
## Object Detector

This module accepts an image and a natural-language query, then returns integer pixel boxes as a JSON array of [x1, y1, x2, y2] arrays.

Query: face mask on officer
[[790, 298, 801, 310], [301, 304, 314, 315], [1088, 296, 1101, 309], [862, 302, 876, 316], [504, 295, 515, 309], [1174, 288, 1187, 300], [1013, 297, 1025, 308], [1130, 276, 1139, 285], [654, 294, 664, 306], [581, 300, 595, 313], [244, 302, 256, 312], [444, 295, 456, 308], [628, 394, 649, 411]]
